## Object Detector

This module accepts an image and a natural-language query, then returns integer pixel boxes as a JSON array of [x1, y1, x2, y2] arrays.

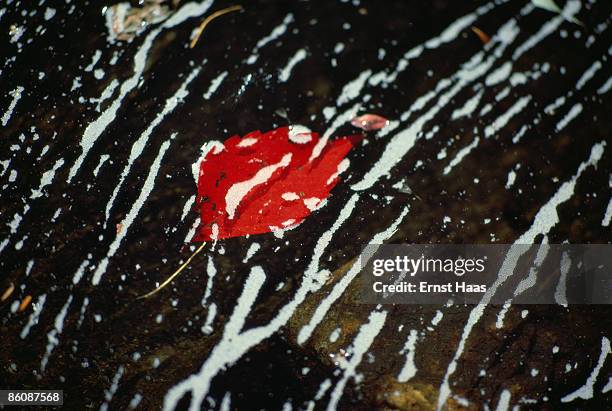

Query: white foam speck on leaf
[[282, 192, 300, 201], [303, 197, 321, 211], [236, 137, 258, 147], [288, 125, 312, 144], [192, 140, 224, 182], [225, 153, 292, 220]]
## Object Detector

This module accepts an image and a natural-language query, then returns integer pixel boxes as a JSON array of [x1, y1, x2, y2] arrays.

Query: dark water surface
[[1, 0, 611, 409]]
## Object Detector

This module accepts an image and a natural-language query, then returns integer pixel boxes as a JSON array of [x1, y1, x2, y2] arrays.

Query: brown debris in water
[[470, 26, 491, 44], [1, 283, 15, 302], [18, 295, 32, 312]]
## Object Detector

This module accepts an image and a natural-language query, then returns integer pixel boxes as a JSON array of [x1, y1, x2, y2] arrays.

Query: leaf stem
[[190, 5, 243, 49], [137, 242, 207, 299]]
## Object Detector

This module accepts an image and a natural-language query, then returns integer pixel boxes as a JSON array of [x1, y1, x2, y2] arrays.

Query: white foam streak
[[41, 295, 73, 372], [517, 142, 604, 243], [164, 194, 361, 409], [436, 142, 606, 410], [451, 91, 483, 120], [30, 158, 64, 199], [326, 310, 387, 411], [225, 153, 292, 219], [104, 66, 202, 223], [162, 266, 267, 411], [20, 294, 47, 339], [494, 389, 512, 411], [298, 205, 408, 345], [279, 49, 307, 82], [92, 136, 174, 285], [203, 71, 227, 99], [555, 103, 582, 131], [68, 0, 214, 182], [561, 337, 610, 402], [484, 95, 531, 138], [576, 60, 601, 90], [309, 103, 360, 162], [398, 329, 419, 382], [337, 70, 371, 106], [443, 137, 480, 175], [512, 0, 580, 60], [68, 28, 162, 182], [597, 76, 612, 95], [1, 86, 24, 126]]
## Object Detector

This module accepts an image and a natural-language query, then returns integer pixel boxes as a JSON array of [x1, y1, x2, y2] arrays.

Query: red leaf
[[193, 126, 361, 241], [350, 114, 389, 131]]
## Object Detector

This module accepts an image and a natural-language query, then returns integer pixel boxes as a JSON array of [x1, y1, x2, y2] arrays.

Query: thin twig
[[137, 242, 207, 299], [190, 5, 243, 49]]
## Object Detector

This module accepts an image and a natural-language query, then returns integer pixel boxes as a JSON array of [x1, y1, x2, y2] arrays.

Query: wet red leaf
[[193, 126, 361, 241], [350, 114, 389, 131]]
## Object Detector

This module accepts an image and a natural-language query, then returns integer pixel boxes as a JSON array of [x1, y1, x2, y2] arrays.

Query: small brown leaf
[[1, 283, 14, 302], [350, 114, 389, 131], [18, 295, 32, 312], [471, 26, 491, 44]]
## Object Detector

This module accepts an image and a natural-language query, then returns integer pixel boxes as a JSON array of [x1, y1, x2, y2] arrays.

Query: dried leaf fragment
[[104, 1, 172, 42], [350, 114, 389, 131], [18, 295, 32, 312], [1, 283, 15, 302], [471, 26, 491, 44]]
